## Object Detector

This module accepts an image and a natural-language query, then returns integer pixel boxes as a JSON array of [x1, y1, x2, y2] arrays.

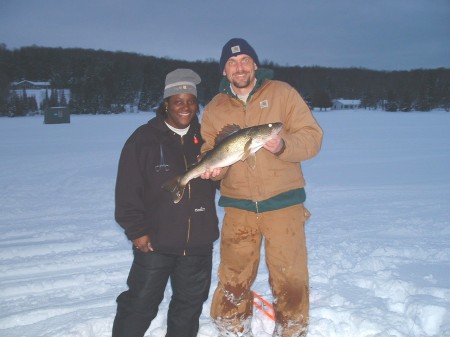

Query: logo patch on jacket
[[260, 100, 269, 109], [195, 207, 206, 212]]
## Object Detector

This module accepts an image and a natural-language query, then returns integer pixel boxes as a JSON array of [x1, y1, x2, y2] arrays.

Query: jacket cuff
[[274, 138, 286, 156]]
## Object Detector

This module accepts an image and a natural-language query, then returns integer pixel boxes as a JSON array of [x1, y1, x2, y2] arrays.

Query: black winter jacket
[[115, 115, 219, 255]]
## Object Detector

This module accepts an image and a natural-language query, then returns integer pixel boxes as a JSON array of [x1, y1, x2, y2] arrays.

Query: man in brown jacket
[[200, 38, 323, 337]]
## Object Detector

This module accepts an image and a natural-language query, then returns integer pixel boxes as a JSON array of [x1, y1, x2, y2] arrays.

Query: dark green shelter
[[45, 107, 70, 124]]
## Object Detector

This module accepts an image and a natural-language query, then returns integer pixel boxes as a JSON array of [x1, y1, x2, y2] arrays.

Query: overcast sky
[[1, 0, 449, 71]]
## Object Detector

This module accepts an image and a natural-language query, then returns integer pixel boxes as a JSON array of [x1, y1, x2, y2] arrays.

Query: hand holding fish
[[200, 168, 222, 180], [263, 135, 285, 155]]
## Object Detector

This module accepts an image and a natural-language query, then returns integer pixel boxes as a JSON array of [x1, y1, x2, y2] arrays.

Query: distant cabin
[[11, 80, 50, 90], [10, 80, 71, 113], [332, 99, 361, 110]]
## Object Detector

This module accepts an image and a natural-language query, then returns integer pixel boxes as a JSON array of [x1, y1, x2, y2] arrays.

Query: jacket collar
[[148, 114, 200, 136], [219, 68, 274, 98]]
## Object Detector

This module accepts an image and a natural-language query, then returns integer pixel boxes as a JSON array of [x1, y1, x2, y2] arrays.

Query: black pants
[[112, 250, 212, 337]]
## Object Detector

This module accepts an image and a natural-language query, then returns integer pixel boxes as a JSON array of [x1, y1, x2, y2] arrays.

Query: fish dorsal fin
[[215, 124, 242, 146]]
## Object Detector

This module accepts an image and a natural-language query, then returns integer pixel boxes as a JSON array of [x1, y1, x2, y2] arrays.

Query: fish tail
[[161, 176, 186, 204]]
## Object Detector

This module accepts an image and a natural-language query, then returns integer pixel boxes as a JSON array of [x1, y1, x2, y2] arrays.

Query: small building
[[11, 80, 50, 90], [45, 107, 70, 124], [332, 99, 361, 110]]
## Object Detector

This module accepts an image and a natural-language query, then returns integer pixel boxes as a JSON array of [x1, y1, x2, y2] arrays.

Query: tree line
[[1, 45, 449, 116]]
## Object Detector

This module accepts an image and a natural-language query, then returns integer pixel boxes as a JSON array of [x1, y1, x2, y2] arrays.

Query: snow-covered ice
[[0, 109, 449, 337]]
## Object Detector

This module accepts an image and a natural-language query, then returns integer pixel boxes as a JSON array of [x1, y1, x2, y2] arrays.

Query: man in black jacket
[[112, 69, 219, 337]]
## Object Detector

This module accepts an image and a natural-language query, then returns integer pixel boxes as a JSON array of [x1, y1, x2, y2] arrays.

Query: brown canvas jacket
[[201, 69, 323, 204]]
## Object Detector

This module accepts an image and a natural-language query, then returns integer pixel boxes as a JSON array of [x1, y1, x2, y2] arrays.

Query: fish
[[162, 122, 283, 203]]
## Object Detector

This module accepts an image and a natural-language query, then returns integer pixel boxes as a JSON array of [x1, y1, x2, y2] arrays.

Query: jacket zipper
[[185, 217, 191, 256], [181, 134, 191, 256]]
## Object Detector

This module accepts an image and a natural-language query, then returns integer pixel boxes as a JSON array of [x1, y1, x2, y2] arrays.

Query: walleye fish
[[162, 122, 283, 204]]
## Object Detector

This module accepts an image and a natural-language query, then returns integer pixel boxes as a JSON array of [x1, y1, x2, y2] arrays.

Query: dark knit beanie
[[219, 38, 260, 74], [163, 68, 201, 99]]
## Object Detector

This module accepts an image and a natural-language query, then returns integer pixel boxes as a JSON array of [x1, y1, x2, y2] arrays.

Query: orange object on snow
[[252, 291, 275, 321]]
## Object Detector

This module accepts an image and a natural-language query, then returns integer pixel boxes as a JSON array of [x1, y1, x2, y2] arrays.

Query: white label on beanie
[[165, 81, 195, 90], [231, 45, 241, 54]]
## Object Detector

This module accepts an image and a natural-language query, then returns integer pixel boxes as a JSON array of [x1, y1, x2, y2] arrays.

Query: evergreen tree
[[414, 87, 432, 111], [441, 85, 450, 111], [40, 89, 50, 112], [27, 96, 38, 113], [138, 60, 168, 111], [59, 90, 67, 106], [361, 89, 377, 110], [312, 90, 332, 111], [399, 90, 413, 112], [385, 90, 398, 112], [10, 92, 26, 116], [49, 88, 58, 107]]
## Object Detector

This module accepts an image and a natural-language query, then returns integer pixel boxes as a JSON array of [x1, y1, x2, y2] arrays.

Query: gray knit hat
[[163, 68, 201, 99]]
